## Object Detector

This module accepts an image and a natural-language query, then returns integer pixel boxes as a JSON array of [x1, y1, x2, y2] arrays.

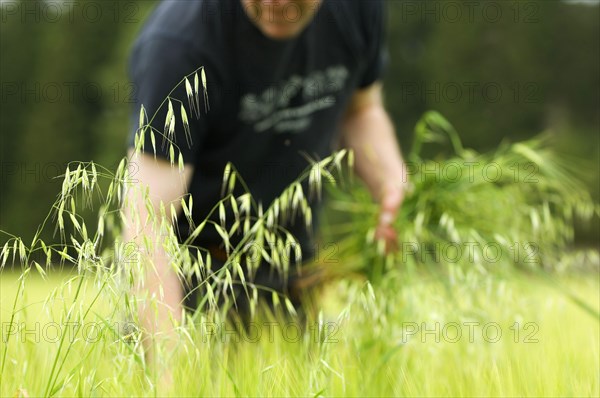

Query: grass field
[[1, 114, 598, 397], [1, 265, 598, 397]]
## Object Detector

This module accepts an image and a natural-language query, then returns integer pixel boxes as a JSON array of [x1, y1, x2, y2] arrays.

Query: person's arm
[[339, 81, 408, 252], [121, 149, 194, 364]]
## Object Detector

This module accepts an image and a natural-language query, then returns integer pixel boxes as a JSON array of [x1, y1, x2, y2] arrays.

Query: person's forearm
[[122, 193, 183, 362], [121, 150, 192, 365], [340, 104, 408, 201]]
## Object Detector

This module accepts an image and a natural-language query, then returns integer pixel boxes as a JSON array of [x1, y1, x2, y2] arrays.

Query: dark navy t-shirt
[[128, 0, 388, 256]]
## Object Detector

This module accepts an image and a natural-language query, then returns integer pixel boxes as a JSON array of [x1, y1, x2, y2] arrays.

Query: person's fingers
[[381, 185, 403, 212], [375, 184, 405, 254], [379, 210, 395, 226], [379, 184, 404, 227], [374, 224, 398, 253]]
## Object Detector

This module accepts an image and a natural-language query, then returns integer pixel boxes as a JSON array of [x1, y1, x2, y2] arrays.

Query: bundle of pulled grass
[[310, 111, 598, 283]]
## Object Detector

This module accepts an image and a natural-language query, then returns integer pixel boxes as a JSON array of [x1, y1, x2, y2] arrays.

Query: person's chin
[[260, 23, 302, 41]]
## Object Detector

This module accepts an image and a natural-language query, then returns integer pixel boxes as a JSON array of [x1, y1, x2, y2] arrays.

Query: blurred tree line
[[1, 0, 598, 246]]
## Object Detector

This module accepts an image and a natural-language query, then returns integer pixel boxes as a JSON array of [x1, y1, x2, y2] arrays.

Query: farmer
[[124, 0, 408, 344]]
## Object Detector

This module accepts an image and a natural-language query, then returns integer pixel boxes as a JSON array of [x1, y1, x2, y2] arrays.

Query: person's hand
[[374, 183, 405, 254]]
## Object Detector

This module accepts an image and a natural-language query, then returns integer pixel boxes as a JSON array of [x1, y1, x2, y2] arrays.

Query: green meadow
[[1, 265, 598, 397]]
